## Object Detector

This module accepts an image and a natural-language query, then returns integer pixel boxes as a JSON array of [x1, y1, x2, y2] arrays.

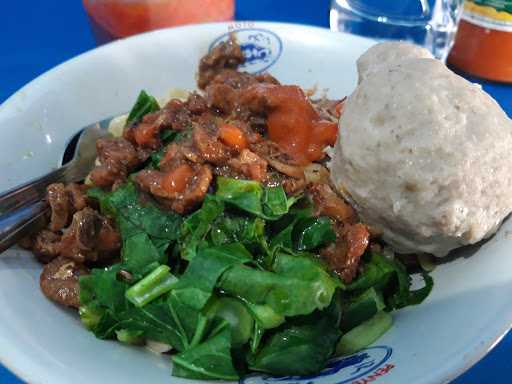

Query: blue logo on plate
[[209, 28, 283, 73], [241, 346, 393, 384]]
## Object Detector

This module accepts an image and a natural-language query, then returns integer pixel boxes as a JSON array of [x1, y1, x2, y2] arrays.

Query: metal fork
[[0, 117, 114, 253]]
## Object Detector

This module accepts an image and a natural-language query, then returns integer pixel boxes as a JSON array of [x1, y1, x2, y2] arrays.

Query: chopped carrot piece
[[133, 122, 160, 149], [218, 123, 248, 150], [346, 223, 370, 260], [162, 164, 195, 194]]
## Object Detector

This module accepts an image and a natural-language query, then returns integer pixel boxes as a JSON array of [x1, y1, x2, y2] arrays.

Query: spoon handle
[[0, 200, 49, 254], [0, 167, 69, 254], [0, 166, 68, 215]]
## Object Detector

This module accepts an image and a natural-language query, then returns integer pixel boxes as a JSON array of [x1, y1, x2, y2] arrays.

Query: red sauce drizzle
[[248, 85, 338, 165]]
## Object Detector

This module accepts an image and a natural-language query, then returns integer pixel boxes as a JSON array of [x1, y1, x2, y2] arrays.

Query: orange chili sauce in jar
[[448, 1, 512, 83], [83, 0, 234, 44]]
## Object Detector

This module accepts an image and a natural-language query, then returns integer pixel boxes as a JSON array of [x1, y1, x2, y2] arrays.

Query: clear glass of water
[[330, 0, 463, 61]]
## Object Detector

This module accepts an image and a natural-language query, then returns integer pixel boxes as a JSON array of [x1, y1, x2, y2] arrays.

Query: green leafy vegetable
[[342, 287, 385, 331], [336, 311, 393, 356], [293, 216, 336, 251], [82, 174, 433, 380], [180, 196, 224, 260], [150, 147, 167, 169], [120, 302, 188, 351], [89, 183, 182, 241], [216, 177, 299, 220], [348, 253, 433, 310], [209, 215, 264, 246], [79, 264, 129, 338], [80, 264, 187, 350], [250, 322, 265, 353], [262, 185, 300, 218], [80, 265, 128, 314], [88, 183, 182, 277], [268, 209, 308, 251], [121, 232, 166, 278], [248, 298, 342, 376], [167, 290, 208, 349], [268, 207, 333, 253], [398, 271, 433, 307], [116, 329, 145, 345], [161, 129, 178, 143], [173, 243, 253, 310], [219, 251, 338, 317], [216, 178, 263, 216], [208, 297, 254, 347], [245, 302, 285, 330], [79, 304, 104, 331], [172, 323, 240, 380], [126, 90, 160, 126]]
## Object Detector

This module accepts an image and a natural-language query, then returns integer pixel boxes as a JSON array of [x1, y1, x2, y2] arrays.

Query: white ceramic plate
[[0, 22, 511, 384]]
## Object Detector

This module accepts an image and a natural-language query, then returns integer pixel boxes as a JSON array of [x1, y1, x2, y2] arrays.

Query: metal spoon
[[0, 116, 114, 253]]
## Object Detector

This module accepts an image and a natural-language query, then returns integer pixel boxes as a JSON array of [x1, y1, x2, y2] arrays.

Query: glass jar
[[330, 0, 463, 61], [83, 0, 235, 44], [448, 1, 512, 82]]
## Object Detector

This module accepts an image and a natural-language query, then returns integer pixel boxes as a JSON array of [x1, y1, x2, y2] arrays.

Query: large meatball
[[356, 41, 433, 83], [329, 49, 512, 256]]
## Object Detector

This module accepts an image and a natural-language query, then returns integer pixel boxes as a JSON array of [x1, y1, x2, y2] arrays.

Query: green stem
[[126, 265, 178, 307], [250, 322, 264, 353], [116, 329, 145, 345], [336, 311, 393, 356], [190, 316, 209, 348], [79, 305, 104, 330]]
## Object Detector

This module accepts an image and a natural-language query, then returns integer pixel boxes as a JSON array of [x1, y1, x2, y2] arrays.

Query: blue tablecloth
[[0, 1, 510, 383]]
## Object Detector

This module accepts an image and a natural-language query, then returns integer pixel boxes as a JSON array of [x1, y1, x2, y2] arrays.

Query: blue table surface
[[0, 1, 510, 383]]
